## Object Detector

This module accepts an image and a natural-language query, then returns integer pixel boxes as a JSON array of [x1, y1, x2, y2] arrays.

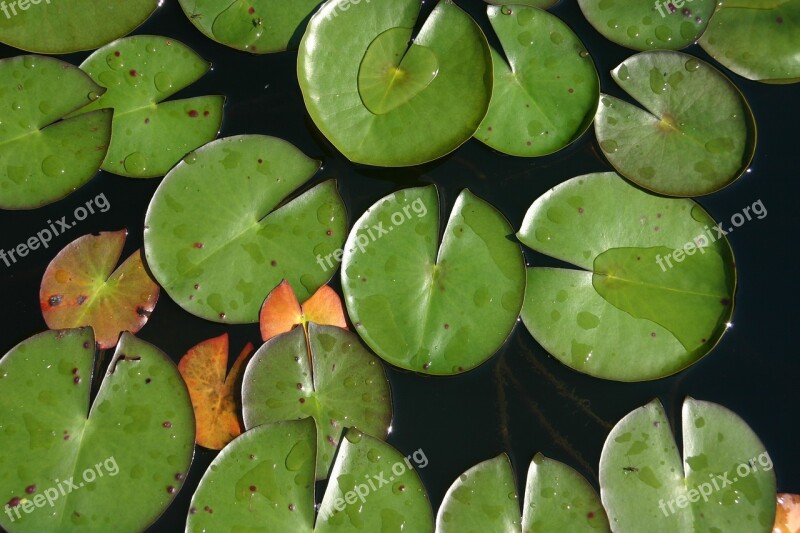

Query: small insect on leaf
[[178, 334, 254, 450], [259, 279, 347, 342]]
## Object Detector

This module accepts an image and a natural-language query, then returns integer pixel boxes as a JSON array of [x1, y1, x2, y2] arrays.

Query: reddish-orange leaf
[[259, 280, 348, 341], [775, 493, 800, 533], [40, 229, 159, 349], [177, 334, 254, 450]]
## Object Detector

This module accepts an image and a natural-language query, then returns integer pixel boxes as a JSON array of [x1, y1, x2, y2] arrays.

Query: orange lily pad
[[178, 334, 254, 450], [259, 279, 347, 342], [776, 493, 800, 533], [40, 230, 159, 349]]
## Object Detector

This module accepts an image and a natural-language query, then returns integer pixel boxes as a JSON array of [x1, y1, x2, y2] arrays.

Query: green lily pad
[[578, 0, 714, 50], [298, 0, 492, 166], [437, 453, 610, 531], [0, 56, 112, 210], [600, 398, 777, 532], [40, 230, 160, 350], [0, 329, 194, 532], [475, 6, 599, 157], [518, 172, 736, 382], [595, 50, 755, 197], [186, 420, 433, 531], [0, 0, 157, 54], [485, 1, 559, 8], [242, 324, 392, 480], [144, 135, 346, 324], [699, 0, 800, 83], [74, 35, 224, 178], [342, 186, 525, 375], [178, 0, 323, 54]]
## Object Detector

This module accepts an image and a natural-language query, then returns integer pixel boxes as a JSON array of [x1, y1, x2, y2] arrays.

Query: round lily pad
[[178, 0, 323, 54], [144, 135, 347, 324], [595, 50, 755, 197], [0, 329, 194, 532], [342, 186, 526, 375], [578, 0, 714, 51], [437, 453, 609, 532], [75, 35, 224, 178], [600, 398, 777, 532], [0, 55, 112, 210], [298, 0, 492, 166], [699, 0, 800, 83], [476, 5, 599, 157], [0, 0, 157, 54], [518, 172, 736, 382], [242, 324, 392, 480], [187, 420, 433, 531]]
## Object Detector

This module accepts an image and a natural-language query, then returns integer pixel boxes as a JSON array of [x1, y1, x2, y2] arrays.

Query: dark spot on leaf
[[701, 338, 707, 343], [188, 110, 199, 117], [650, 332, 656, 338], [296, 383, 302, 390], [248, 6, 255, 13], [249, 485, 257, 492], [203, 110, 209, 117], [443, 323, 449, 330], [397, 485, 405, 492], [145, 378, 151, 384], [49, 295, 63, 307], [204, 506, 213, 513], [682, 8, 691, 16], [166, 486, 176, 494], [193, 242, 204, 249], [578, 207, 584, 214], [299, 398, 305, 404], [326, 229, 333, 236], [423, 363, 430, 370], [526, 141, 532, 146], [288, 504, 296, 511], [136, 307, 152, 318], [568, 88, 574, 93], [189, 507, 197, 514], [144, 117, 150, 124], [327, 435, 337, 446], [72, 368, 79, 374], [73, 376, 81, 384], [270, 260, 277, 267], [355, 322, 361, 327], [219, 312, 226, 320], [720, 298, 730, 306], [654, 226, 660, 231], [25, 485, 36, 494], [194, 284, 200, 290], [361, 277, 367, 282], [129, 69, 137, 77], [587, 511, 595, 519], [114, 51, 120, 57], [487, 126, 492, 132], [163, 421, 172, 428], [7, 497, 21, 508], [249, 454, 256, 460], [83, 341, 91, 349], [653, 421, 660, 427], [175, 473, 185, 481]]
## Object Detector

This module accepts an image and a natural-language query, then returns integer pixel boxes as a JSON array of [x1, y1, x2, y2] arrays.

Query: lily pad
[[600, 398, 777, 532], [437, 453, 609, 532], [298, 0, 492, 166], [186, 420, 433, 531], [40, 230, 159, 350], [178, 0, 323, 53], [143, 135, 347, 323], [475, 5, 599, 157], [260, 280, 348, 342], [0, 329, 194, 532], [699, 0, 800, 83], [74, 35, 224, 178], [342, 186, 526, 375], [242, 324, 391, 480], [178, 334, 254, 450], [595, 50, 755, 197], [578, 0, 714, 51], [518, 172, 736, 382], [0, 56, 112, 210], [0, 0, 157, 54]]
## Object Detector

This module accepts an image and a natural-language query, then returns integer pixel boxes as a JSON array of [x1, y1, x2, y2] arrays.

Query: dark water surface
[[1, 1, 798, 530]]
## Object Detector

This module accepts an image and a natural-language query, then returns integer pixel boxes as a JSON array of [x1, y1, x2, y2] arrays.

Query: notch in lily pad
[[342, 185, 526, 375], [600, 398, 776, 532], [0, 329, 194, 532], [595, 50, 756, 197], [437, 453, 610, 531], [298, 0, 493, 166], [187, 420, 433, 531], [72, 35, 224, 178], [518, 172, 736, 381], [40, 229, 159, 350], [0, 55, 112, 210], [476, 5, 599, 157]]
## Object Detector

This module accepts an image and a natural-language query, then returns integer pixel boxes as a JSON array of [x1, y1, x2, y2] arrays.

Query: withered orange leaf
[[775, 493, 800, 533], [177, 334, 253, 450], [260, 279, 347, 342]]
